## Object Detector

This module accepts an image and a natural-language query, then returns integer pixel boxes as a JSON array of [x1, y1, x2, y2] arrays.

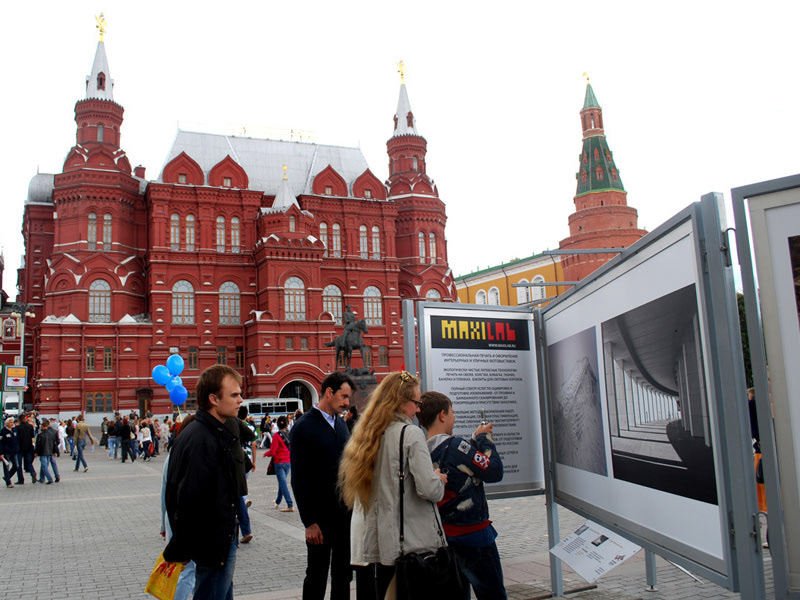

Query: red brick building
[[560, 82, 646, 281], [19, 38, 455, 416]]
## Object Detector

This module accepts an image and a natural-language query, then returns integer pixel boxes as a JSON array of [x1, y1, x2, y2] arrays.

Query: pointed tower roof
[[583, 83, 600, 110], [271, 165, 299, 211], [392, 62, 419, 137]]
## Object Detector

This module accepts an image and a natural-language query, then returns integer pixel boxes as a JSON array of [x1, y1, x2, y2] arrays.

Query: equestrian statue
[[325, 305, 370, 371]]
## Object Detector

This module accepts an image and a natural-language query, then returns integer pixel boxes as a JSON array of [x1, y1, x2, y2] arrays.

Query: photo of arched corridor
[[601, 284, 718, 504]]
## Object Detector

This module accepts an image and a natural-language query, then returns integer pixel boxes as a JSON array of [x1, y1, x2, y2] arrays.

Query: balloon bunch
[[152, 354, 188, 405]]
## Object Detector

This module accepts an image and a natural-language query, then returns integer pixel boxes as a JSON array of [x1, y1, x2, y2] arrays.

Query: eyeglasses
[[409, 399, 422, 408]]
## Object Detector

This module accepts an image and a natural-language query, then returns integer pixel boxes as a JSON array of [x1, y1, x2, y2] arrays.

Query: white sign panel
[[418, 304, 544, 494], [550, 521, 641, 583]]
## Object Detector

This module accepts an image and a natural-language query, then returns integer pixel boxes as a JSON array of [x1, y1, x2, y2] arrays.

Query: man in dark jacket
[[419, 391, 506, 600], [164, 364, 242, 599], [290, 371, 354, 600], [15, 415, 36, 484], [1, 417, 20, 487], [34, 419, 61, 484]]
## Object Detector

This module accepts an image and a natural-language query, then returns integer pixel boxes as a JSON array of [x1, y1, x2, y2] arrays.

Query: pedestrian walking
[[290, 371, 355, 600], [119, 416, 135, 463], [35, 419, 61, 484], [164, 364, 243, 599], [338, 371, 447, 599], [73, 414, 95, 472], [1, 417, 19, 488], [15, 415, 37, 484], [265, 415, 293, 511]]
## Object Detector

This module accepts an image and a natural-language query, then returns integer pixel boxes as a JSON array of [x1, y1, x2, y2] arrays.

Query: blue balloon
[[166, 376, 182, 392], [166, 354, 185, 376], [170, 385, 188, 406], [152, 364, 170, 386]]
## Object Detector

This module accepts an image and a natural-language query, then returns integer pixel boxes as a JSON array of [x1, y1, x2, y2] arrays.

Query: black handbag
[[394, 425, 466, 600]]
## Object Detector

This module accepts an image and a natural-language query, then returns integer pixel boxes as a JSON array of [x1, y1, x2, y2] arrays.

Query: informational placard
[[550, 520, 641, 583], [540, 203, 741, 585], [736, 179, 800, 594], [417, 304, 544, 496], [4, 366, 28, 391]]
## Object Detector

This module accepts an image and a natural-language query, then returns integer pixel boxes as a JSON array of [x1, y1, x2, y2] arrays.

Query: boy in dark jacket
[[419, 391, 506, 600]]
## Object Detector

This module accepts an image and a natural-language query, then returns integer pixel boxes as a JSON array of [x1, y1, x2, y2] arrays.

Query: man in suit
[[290, 371, 355, 600]]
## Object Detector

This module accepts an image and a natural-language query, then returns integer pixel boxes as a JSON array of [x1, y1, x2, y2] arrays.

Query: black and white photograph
[[547, 327, 607, 476], [601, 284, 717, 504]]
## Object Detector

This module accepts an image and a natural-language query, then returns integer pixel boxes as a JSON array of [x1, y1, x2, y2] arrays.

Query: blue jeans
[[275, 462, 293, 507], [74, 439, 87, 470], [447, 538, 507, 600], [237, 496, 251, 537], [193, 539, 237, 600], [68, 438, 75, 456], [3, 453, 19, 484], [39, 456, 57, 483], [108, 436, 118, 458], [175, 560, 197, 600]]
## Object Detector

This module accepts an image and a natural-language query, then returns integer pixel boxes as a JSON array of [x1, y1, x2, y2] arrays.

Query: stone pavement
[[0, 439, 774, 599]]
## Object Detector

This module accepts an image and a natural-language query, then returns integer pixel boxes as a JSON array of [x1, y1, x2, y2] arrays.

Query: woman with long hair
[[338, 371, 447, 599]]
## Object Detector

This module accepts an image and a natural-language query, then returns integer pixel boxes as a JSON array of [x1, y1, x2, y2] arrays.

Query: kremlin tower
[[559, 81, 646, 282]]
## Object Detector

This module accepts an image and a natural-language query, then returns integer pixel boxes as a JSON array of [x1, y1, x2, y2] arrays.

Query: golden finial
[[582, 72, 590, 84], [397, 60, 405, 85], [282, 164, 288, 181], [95, 13, 107, 42]]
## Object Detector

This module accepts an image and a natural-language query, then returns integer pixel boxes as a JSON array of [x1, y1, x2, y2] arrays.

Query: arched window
[[418, 232, 426, 262], [595, 166, 604, 181], [284, 277, 305, 320], [2, 318, 16, 339], [97, 72, 105, 90], [172, 280, 195, 324], [371, 226, 381, 259], [475, 290, 487, 304], [531, 275, 546, 301], [363, 286, 382, 325], [425, 289, 441, 302], [231, 217, 240, 253], [289, 215, 296, 233], [319, 223, 328, 257], [219, 281, 241, 325], [429, 232, 436, 264], [170, 213, 180, 251], [88, 213, 97, 250], [103, 214, 112, 250], [332, 223, 342, 258], [216, 217, 226, 252], [359, 225, 368, 259], [323, 284, 343, 324], [517, 279, 531, 305], [488, 287, 500, 305], [97, 124, 104, 142], [186, 215, 196, 251], [88, 279, 111, 323]]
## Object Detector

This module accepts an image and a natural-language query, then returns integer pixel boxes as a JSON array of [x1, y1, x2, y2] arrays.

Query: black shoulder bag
[[394, 425, 466, 600]]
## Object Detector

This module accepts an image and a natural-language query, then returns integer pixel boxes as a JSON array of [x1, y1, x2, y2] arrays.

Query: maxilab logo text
[[430, 315, 530, 351]]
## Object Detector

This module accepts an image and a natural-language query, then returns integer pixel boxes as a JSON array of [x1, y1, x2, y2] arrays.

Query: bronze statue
[[326, 311, 369, 371]]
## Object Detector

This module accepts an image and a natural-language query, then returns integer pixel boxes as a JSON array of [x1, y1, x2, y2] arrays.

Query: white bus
[[242, 397, 303, 421]]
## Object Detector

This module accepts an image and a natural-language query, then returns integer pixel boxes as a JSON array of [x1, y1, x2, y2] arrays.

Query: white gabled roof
[[85, 41, 114, 101], [158, 130, 371, 196]]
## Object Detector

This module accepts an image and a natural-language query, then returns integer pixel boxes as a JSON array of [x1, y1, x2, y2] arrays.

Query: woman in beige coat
[[339, 371, 448, 599]]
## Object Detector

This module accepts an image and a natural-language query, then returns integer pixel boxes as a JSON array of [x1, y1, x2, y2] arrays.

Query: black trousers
[[355, 564, 395, 600], [120, 439, 134, 462], [303, 521, 352, 600], [3, 453, 19, 485], [16, 450, 35, 483]]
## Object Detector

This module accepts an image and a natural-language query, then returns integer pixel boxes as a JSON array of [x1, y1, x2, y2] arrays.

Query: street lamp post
[[10, 302, 35, 371]]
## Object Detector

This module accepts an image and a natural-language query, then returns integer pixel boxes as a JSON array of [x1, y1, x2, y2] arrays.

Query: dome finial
[[582, 71, 590, 84], [95, 13, 107, 42], [397, 60, 405, 85]]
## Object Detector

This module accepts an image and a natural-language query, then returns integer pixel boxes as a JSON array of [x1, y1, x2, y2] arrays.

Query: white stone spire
[[85, 41, 114, 101], [393, 83, 418, 137], [271, 164, 299, 211]]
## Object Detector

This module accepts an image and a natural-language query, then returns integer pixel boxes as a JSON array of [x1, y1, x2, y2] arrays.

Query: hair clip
[[399, 370, 412, 383]]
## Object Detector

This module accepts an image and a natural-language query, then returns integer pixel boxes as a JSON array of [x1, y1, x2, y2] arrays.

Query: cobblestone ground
[[0, 440, 774, 599]]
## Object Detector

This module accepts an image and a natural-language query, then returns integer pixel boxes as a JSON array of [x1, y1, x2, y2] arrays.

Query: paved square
[[0, 438, 773, 599]]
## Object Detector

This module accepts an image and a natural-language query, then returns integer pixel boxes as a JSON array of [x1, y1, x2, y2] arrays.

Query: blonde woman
[[338, 371, 447, 599]]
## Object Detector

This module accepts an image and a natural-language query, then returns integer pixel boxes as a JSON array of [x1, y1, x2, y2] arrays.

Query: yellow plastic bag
[[145, 551, 186, 600]]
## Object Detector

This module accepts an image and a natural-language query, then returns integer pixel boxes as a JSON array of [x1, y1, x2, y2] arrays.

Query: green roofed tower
[[559, 80, 647, 282]]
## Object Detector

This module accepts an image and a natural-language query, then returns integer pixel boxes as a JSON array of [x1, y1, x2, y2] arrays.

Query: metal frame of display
[[732, 173, 800, 600], [537, 193, 763, 596]]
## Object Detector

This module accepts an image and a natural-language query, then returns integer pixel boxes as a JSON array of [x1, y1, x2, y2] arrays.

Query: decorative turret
[[386, 61, 430, 189], [64, 14, 130, 173], [560, 78, 646, 282]]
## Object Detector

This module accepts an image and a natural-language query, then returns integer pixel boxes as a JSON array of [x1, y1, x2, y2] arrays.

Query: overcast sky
[[2, 1, 798, 299]]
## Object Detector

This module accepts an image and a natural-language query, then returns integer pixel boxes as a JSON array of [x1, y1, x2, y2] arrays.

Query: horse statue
[[325, 319, 369, 371]]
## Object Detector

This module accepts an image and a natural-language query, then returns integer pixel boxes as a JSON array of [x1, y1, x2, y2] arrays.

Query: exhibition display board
[[416, 304, 545, 497], [733, 174, 800, 599]]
